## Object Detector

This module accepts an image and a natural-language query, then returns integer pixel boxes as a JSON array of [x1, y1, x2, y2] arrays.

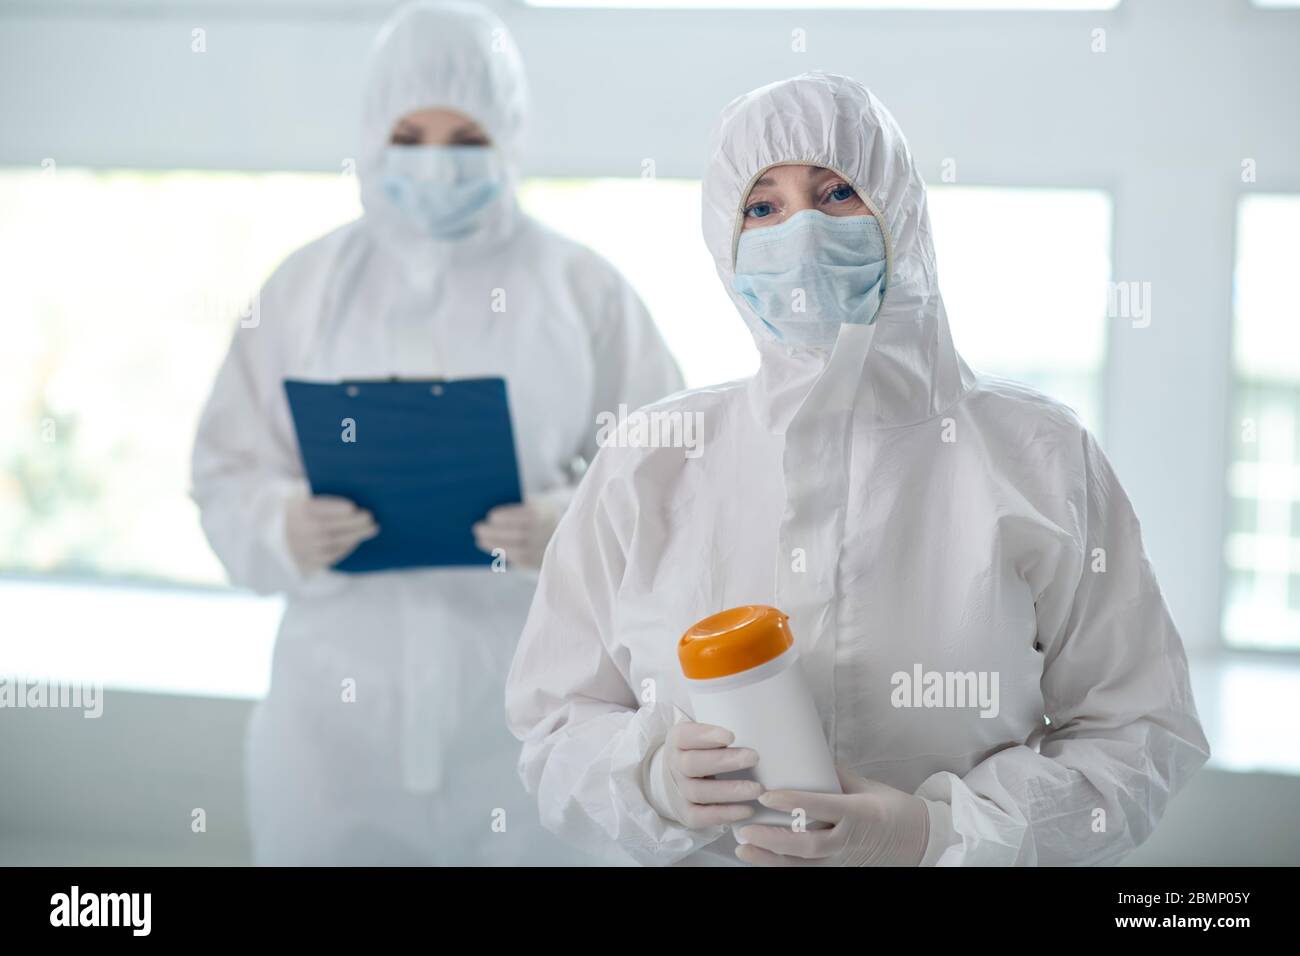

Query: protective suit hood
[[358, 1, 528, 260], [702, 72, 974, 429]]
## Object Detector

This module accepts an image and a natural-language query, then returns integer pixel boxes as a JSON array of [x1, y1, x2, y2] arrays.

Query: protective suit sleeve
[[505, 463, 726, 866], [190, 277, 311, 596], [582, 273, 685, 465], [915, 431, 1210, 866]]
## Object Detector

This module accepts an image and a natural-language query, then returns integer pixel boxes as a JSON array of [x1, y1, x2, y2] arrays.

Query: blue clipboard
[[284, 377, 522, 572]]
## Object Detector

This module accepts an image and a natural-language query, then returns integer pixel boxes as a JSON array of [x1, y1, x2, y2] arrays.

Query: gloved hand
[[645, 721, 764, 829], [471, 494, 565, 570], [734, 768, 929, 867], [284, 494, 379, 574]]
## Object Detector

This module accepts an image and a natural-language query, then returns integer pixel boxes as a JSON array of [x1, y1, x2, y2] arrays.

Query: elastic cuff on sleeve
[[643, 743, 679, 824], [919, 798, 959, 867], [260, 477, 311, 585]]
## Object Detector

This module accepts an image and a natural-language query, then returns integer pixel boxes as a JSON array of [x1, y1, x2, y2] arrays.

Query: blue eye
[[745, 202, 775, 219], [827, 184, 855, 203]]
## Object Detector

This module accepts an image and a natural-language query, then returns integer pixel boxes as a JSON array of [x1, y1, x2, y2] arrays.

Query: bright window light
[[1224, 194, 1300, 652], [928, 186, 1110, 432], [520, 179, 755, 389], [0, 578, 279, 699], [0, 168, 361, 586]]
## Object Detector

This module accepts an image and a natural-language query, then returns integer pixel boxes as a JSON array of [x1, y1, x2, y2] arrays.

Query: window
[[0, 168, 361, 587], [1223, 194, 1300, 651], [927, 186, 1111, 432], [519, 179, 755, 388], [0, 578, 280, 699]]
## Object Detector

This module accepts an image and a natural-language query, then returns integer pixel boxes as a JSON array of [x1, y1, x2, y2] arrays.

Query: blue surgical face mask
[[732, 209, 887, 348], [380, 144, 505, 240]]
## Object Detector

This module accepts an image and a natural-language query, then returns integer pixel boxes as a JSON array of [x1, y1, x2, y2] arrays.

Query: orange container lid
[[679, 605, 793, 679]]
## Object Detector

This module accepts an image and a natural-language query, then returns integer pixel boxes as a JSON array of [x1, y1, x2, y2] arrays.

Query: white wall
[[4, 0, 1298, 652]]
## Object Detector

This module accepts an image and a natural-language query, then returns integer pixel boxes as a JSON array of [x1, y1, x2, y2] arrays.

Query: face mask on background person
[[381, 143, 506, 240], [732, 209, 886, 349]]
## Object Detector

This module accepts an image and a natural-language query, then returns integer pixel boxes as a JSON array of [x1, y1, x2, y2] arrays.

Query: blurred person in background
[[191, 0, 681, 865]]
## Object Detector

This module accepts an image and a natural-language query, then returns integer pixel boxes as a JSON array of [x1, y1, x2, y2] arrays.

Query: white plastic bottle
[[678, 605, 841, 827]]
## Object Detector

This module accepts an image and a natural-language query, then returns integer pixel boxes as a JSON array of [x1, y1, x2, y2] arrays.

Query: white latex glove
[[735, 768, 929, 867], [284, 494, 379, 574], [471, 494, 564, 570], [645, 721, 764, 829]]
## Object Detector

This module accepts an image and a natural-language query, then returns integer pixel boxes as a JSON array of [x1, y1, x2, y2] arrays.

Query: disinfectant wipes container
[[678, 605, 841, 827]]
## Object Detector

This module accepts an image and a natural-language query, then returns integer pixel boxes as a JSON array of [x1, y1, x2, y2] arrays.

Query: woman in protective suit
[[506, 72, 1208, 866], [191, 1, 682, 865]]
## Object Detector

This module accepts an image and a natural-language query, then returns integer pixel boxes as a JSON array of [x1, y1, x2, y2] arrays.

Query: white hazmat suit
[[192, 1, 682, 865], [506, 72, 1209, 866]]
